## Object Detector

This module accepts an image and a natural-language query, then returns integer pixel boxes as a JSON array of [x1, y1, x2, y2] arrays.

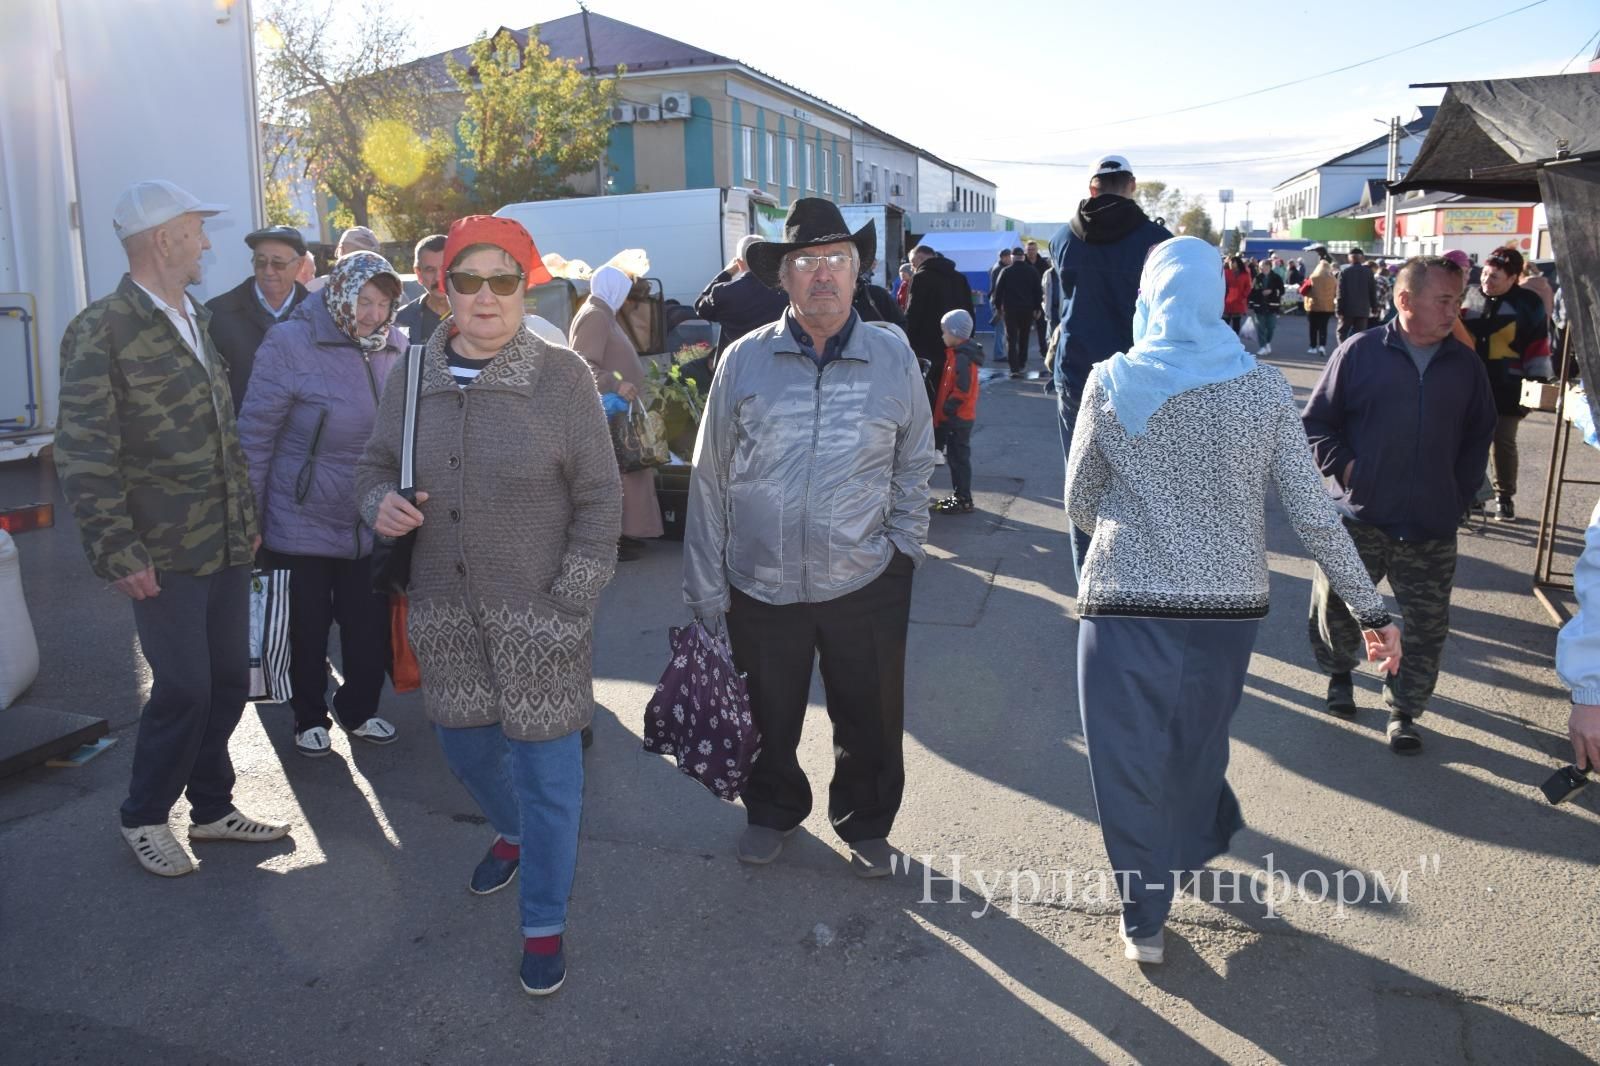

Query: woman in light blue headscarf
[[1064, 236, 1402, 966]]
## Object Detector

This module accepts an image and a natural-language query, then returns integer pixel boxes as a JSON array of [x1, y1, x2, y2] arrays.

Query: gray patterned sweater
[[354, 326, 622, 741], [1065, 363, 1391, 627]]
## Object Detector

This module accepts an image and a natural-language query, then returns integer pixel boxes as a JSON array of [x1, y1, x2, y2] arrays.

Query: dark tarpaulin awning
[[1390, 74, 1600, 201]]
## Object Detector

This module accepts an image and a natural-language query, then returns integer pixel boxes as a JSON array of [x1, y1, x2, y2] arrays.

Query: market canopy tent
[[1391, 73, 1600, 429], [1390, 74, 1600, 201]]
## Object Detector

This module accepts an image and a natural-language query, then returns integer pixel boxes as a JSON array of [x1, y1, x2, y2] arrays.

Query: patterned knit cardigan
[[1066, 363, 1391, 628], [355, 326, 622, 741]]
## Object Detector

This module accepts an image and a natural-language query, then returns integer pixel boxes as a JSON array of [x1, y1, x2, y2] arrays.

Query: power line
[[1009, 0, 1550, 139], [1561, 26, 1600, 72], [955, 144, 1351, 171]]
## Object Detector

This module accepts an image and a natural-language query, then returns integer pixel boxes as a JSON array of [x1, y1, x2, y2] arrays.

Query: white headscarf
[[590, 265, 633, 312]]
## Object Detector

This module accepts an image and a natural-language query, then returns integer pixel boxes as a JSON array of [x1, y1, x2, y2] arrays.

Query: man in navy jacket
[[1049, 154, 1171, 569], [1302, 255, 1496, 754]]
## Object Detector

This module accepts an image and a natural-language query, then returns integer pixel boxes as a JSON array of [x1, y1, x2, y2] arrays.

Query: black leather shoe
[[1326, 672, 1357, 717]]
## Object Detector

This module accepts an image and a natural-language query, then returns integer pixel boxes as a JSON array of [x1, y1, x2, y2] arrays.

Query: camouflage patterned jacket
[[55, 274, 258, 580]]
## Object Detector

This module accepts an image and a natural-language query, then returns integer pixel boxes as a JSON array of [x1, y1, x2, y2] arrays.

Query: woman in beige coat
[[1304, 256, 1338, 355], [569, 265, 664, 551]]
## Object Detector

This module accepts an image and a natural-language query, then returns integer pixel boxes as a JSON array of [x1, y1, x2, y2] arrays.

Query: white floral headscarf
[[326, 250, 402, 352]]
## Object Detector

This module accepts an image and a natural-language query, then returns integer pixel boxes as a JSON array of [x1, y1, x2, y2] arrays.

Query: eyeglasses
[[253, 256, 296, 271], [788, 252, 855, 274], [448, 271, 524, 296]]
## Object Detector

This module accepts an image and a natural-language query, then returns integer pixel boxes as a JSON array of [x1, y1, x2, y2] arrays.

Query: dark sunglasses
[[448, 271, 524, 296]]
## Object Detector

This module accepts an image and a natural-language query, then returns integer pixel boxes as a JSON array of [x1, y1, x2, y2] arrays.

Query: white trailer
[[0, 0, 263, 461], [495, 188, 775, 309]]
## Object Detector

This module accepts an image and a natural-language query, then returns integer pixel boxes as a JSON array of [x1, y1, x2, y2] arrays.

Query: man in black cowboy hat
[[683, 198, 935, 878]]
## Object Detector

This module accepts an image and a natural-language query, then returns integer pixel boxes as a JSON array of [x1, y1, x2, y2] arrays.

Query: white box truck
[[0, 0, 263, 462], [495, 187, 778, 309]]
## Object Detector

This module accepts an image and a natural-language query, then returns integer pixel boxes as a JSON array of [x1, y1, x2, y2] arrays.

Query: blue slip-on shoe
[[469, 840, 519, 896], [520, 944, 567, 996]]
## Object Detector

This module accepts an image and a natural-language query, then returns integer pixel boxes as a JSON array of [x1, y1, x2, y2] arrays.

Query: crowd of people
[[48, 164, 1592, 995]]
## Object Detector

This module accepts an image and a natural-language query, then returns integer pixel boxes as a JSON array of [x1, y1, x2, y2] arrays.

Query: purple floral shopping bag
[[642, 621, 760, 801]]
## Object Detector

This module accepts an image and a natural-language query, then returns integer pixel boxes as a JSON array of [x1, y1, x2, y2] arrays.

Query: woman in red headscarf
[[356, 216, 622, 997]]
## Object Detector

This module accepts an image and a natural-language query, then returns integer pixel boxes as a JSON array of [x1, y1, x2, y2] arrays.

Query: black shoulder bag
[[370, 344, 426, 594]]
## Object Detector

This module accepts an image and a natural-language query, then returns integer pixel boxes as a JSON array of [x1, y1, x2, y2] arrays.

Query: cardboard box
[[1521, 380, 1560, 412]]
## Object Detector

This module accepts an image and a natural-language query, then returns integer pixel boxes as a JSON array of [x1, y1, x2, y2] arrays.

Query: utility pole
[[1382, 115, 1400, 257], [579, 1, 605, 196]]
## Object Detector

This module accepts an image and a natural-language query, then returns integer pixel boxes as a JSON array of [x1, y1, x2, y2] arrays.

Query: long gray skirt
[[1077, 614, 1260, 938]]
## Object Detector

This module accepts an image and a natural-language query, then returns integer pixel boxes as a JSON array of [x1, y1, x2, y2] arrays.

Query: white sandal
[[294, 726, 332, 757], [189, 809, 289, 843], [121, 824, 195, 877]]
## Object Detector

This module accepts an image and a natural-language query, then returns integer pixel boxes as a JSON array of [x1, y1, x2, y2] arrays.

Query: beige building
[[413, 12, 993, 212]]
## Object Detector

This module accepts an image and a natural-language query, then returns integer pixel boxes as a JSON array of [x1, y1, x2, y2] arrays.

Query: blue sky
[[394, 0, 1595, 226]]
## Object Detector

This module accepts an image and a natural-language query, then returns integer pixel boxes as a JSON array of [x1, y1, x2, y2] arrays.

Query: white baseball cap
[[112, 179, 227, 239], [1092, 154, 1133, 178]]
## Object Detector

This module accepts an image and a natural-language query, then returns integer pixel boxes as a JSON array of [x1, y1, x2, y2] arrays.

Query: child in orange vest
[[932, 309, 985, 514]]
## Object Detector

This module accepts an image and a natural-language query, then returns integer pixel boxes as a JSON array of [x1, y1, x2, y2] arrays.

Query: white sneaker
[[1259, 343, 1272, 355], [350, 716, 398, 745], [294, 726, 332, 757], [933, 451, 946, 467], [1120, 926, 1165, 964], [121, 823, 195, 877], [1307, 346, 1317, 354], [190, 809, 289, 842]]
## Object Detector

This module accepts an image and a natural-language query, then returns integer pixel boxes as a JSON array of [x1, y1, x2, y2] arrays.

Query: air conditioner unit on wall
[[659, 92, 690, 119], [610, 105, 632, 123], [632, 104, 659, 122]]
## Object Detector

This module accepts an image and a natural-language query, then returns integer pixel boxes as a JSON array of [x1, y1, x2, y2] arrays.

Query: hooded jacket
[[906, 254, 974, 364], [1304, 260, 1337, 312], [935, 338, 986, 427], [1049, 195, 1172, 398], [683, 310, 935, 615]]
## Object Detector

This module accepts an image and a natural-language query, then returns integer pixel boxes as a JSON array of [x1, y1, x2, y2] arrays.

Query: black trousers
[[1005, 313, 1034, 373], [944, 424, 973, 501], [1034, 313, 1048, 358], [1308, 311, 1333, 348], [1337, 315, 1370, 343], [727, 553, 914, 843], [123, 566, 251, 828], [278, 552, 390, 733]]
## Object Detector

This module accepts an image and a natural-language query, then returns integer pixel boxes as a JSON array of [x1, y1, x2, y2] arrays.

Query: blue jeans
[[1056, 387, 1093, 579], [434, 723, 584, 937]]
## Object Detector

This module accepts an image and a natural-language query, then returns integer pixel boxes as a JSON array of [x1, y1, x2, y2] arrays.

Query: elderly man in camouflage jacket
[[55, 180, 287, 878]]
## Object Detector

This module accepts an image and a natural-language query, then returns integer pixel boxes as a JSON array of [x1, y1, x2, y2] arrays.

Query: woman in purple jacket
[[238, 252, 406, 757]]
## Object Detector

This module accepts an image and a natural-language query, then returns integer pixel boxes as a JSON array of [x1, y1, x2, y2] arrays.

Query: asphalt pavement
[[2, 313, 1597, 1064]]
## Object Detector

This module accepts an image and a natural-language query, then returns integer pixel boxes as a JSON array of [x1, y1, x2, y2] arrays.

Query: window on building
[[785, 138, 796, 187], [820, 148, 830, 193], [803, 143, 814, 191], [741, 127, 755, 185], [766, 132, 776, 186]]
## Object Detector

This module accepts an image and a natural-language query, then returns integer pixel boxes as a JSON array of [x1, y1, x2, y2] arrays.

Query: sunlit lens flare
[[256, 18, 283, 50], [362, 119, 427, 189]]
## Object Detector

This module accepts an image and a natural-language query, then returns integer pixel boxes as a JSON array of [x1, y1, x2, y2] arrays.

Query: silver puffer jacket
[[683, 312, 935, 614]]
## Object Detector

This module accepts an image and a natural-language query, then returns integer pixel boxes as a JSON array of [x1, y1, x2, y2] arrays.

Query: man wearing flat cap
[[55, 180, 286, 880], [206, 224, 311, 408], [684, 198, 935, 877]]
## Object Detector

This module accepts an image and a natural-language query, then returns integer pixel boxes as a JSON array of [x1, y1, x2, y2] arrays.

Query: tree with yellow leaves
[[448, 28, 621, 211]]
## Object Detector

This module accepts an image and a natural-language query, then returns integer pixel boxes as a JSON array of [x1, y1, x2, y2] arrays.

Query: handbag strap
[[398, 343, 424, 494]]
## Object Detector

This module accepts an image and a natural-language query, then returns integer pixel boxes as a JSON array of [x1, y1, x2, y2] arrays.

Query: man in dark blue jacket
[[1049, 154, 1171, 569], [694, 234, 789, 356], [1301, 255, 1496, 755]]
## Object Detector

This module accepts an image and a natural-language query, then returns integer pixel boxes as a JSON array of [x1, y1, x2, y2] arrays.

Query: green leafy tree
[[1132, 181, 1187, 225], [448, 29, 621, 211], [263, 176, 308, 229], [256, 0, 438, 228], [1175, 198, 1218, 244]]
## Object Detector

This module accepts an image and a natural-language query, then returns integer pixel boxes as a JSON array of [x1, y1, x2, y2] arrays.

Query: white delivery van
[[495, 187, 777, 308]]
